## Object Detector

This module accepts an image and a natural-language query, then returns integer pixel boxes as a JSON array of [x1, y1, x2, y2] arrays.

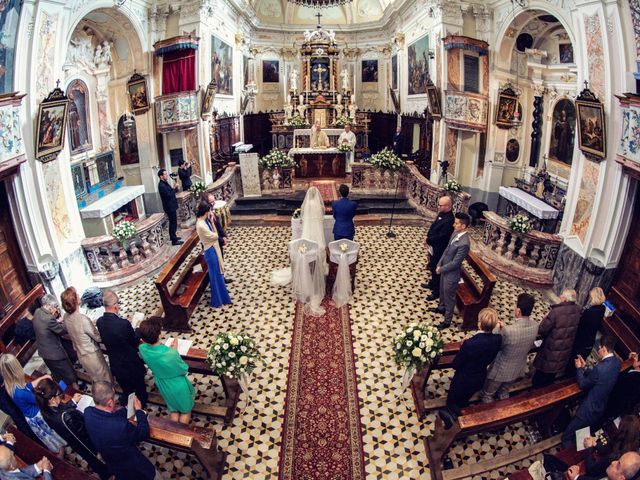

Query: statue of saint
[[290, 68, 299, 93], [340, 69, 350, 91], [348, 103, 357, 120], [284, 103, 293, 118]]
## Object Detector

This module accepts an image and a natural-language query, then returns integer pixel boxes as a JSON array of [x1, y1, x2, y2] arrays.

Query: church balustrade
[[351, 162, 407, 194], [154, 90, 200, 133], [474, 211, 562, 286], [81, 213, 169, 285]]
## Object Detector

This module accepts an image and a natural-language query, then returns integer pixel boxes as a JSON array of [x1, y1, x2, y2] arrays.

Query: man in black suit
[[423, 196, 454, 299], [392, 126, 402, 157], [96, 290, 148, 408], [605, 351, 640, 418], [158, 168, 183, 246]]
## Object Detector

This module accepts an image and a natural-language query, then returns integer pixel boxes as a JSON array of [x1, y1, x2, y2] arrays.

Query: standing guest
[[332, 184, 358, 241], [177, 160, 192, 192], [84, 381, 157, 480], [0, 355, 66, 454], [34, 378, 110, 480], [157, 168, 183, 246], [606, 352, 640, 418], [532, 289, 582, 388], [338, 124, 357, 173], [423, 196, 455, 299], [429, 213, 471, 329], [32, 294, 78, 390], [441, 308, 502, 425], [567, 287, 607, 376], [0, 445, 53, 480], [96, 290, 148, 408], [204, 193, 231, 260], [138, 319, 194, 424], [60, 287, 111, 384], [195, 201, 232, 308], [392, 126, 402, 157], [562, 335, 621, 448], [480, 293, 539, 402]]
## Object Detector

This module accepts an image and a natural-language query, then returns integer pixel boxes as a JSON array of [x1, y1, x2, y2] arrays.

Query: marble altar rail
[[474, 211, 562, 286], [351, 162, 407, 194]]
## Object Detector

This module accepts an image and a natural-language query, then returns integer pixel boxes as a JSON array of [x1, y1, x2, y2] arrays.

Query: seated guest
[[84, 381, 157, 480], [0, 355, 66, 454], [562, 335, 621, 448], [606, 352, 640, 418], [567, 451, 640, 480], [137, 319, 195, 424], [443, 308, 502, 420], [567, 287, 607, 376], [0, 372, 41, 446], [0, 433, 15, 452], [311, 120, 330, 148], [481, 293, 538, 402], [32, 294, 78, 390], [532, 289, 581, 388], [96, 290, 148, 408], [0, 444, 53, 480], [60, 287, 111, 383], [34, 378, 111, 480]]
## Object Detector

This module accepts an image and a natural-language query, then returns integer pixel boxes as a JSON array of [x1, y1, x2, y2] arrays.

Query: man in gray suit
[[0, 444, 53, 479], [480, 293, 539, 402], [429, 212, 471, 329], [32, 295, 77, 389]]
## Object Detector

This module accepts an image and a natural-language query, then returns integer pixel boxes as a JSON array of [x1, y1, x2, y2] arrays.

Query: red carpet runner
[[310, 180, 338, 204], [278, 298, 366, 480]]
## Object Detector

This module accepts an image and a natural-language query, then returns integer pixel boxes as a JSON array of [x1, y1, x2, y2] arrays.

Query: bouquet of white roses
[[292, 208, 301, 219], [207, 332, 262, 379], [333, 115, 353, 128], [189, 181, 206, 196], [287, 114, 310, 128], [112, 220, 137, 244], [259, 149, 295, 170], [337, 143, 354, 152], [508, 214, 532, 234], [444, 178, 461, 192], [370, 147, 404, 171], [393, 323, 444, 373]]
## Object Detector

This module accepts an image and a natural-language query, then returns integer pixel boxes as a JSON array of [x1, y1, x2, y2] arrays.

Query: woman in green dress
[[138, 319, 195, 424]]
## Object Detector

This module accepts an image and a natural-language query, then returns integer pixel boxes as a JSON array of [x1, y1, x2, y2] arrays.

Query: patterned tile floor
[[97, 224, 554, 479]]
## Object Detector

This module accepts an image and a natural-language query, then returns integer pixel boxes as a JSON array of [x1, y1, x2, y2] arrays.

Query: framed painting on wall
[[495, 86, 519, 128], [558, 43, 574, 64], [66, 79, 92, 155], [362, 60, 378, 83], [201, 80, 217, 118], [548, 99, 576, 165], [35, 86, 69, 162], [262, 60, 279, 83], [212, 35, 233, 95], [407, 34, 430, 95], [127, 73, 150, 115], [0, 0, 23, 95], [426, 82, 442, 118], [391, 55, 398, 90], [576, 84, 606, 161]]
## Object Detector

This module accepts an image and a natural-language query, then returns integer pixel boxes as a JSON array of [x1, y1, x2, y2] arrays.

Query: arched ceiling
[[249, 0, 396, 26]]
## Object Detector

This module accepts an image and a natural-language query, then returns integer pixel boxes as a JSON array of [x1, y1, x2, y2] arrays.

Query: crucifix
[[315, 11, 322, 27], [313, 64, 327, 90]]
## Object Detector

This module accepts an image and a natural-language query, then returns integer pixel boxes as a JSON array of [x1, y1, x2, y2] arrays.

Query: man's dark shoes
[[428, 306, 445, 314], [224, 277, 234, 284], [437, 408, 457, 430], [421, 283, 431, 290], [436, 322, 451, 330], [426, 293, 439, 301], [172, 238, 184, 246]]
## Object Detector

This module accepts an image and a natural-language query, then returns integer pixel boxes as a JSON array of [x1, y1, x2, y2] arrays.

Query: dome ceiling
[[249, 0, 396, 26]]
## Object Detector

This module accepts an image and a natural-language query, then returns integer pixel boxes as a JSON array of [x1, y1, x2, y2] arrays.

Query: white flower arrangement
[[333, 115, 353, 128], [393, 323, 444, 371], [508, 214, 533, 234], [286, 114, 310, 128], [340, 243, 348, 252], [369, 147, 405, 171], [259, 149, 295, 170], [207, 332, 262, 379], [112, 220, 137, 244], [444, 178, 461, 192], [189, 181, 206, 196], [298, 243, 307, 254], [337, 143, 354, 152]]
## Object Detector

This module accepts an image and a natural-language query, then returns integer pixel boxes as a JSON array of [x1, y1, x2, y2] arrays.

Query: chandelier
[[287, 0, 352, 8]]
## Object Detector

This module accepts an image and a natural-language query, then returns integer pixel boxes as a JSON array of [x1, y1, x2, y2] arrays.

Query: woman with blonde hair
[[0, 354, 66, 454], [568, 287, 607, 375]]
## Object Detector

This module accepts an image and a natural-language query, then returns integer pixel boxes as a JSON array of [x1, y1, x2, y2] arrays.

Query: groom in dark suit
[[423, 196, 455, 299], [332, 184, 358, 240], [430, 212, 471, 329]]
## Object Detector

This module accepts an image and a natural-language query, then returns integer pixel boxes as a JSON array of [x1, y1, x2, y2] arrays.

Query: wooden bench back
[[155, 231, 201, 298], [603, 312, 640, 357], [0, 284, 45, 364], [462, 251, 497, 299]]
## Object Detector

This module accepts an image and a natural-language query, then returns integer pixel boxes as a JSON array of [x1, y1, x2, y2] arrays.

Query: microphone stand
[[386, 168, 401, 238]]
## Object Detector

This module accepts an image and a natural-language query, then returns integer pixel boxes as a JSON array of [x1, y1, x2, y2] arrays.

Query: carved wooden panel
[[0, 181, 28, 314]]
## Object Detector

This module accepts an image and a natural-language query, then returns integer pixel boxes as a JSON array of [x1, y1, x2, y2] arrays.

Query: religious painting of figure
[[117, 115, 139, 165], [211, 35, 233, 95], [558, 43, 574, 64], [127, 73, 150, 114], [495, 90, 519, 128], [548, 99, 576, 165], [35, 101, 68, 161], [66, 79, 92, 155], [506, 138, 520, 162], [576, 101, 606, 159], [391, 55, 398, 90], [408, 35, 430, 95], [362, 60, 378, 83], [310, 59, 330, 91], [201, 80, 216, 118], [262, 60, 279, 83], [243, 55, 249, 88], [0, 0, 22, 94], [426, 83, 442, 118]]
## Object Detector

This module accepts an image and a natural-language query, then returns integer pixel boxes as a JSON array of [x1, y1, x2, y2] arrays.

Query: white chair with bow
[[328, 239, 360, 307]]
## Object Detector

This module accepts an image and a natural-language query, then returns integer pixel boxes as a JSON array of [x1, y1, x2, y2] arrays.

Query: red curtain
[[162, 50, 196, 94]]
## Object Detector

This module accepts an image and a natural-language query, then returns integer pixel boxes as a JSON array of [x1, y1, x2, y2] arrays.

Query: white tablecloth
[[289, 148, 341, 155], [80, 185, 145, 219], [499, 186, 559, 220]]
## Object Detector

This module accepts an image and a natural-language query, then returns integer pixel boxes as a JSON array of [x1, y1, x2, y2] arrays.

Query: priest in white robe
[[338, 124, 357, 173], [311, 120, 330, 149]]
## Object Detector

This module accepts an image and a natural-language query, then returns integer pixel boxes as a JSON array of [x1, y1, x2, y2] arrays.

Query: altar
[[498, 186, 560, 232], [290, 148, 346, 178], [80, 185, 146, 237]]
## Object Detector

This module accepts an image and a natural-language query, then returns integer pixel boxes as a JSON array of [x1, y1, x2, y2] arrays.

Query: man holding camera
[[158, 169, 183, 246], [178, 160, 192, 191]]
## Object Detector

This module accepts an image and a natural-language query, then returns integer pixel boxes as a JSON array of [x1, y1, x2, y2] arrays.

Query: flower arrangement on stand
[[286, 114, 310, 129], [369, 147, 404, 171], [444, 178, 461, 192], [337, 143, 354, 153], [259, 149, 295, 170], [207, 332, 262, 380], [112, 220, 137, 249], [333, 115, 353, 128], [508, 214, 533, 234], [189, 181, 206, 196], [393, 323, 444, 387]]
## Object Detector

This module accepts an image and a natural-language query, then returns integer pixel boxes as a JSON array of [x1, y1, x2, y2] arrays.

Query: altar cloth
[[80, 185, 145, 219], [498, 186, 559, 220]]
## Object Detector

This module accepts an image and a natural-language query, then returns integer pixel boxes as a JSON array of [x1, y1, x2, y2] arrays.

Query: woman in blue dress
[[195, 200, 232, 308]]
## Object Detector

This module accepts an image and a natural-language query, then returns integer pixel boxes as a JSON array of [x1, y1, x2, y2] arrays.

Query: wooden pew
[[154, 231, 208, 332], [424, 359, 633, 480], [8, 425, 94, 479], [456, 252, 497, 330], [0, 284, 44, 364]]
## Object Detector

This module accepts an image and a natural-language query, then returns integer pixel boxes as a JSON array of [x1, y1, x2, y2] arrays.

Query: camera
[[169, 172, 178, 179]]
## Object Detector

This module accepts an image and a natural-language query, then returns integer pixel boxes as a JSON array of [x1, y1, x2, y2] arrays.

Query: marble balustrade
[[474, 211, 562, 285], [350, 162, 407, 194]]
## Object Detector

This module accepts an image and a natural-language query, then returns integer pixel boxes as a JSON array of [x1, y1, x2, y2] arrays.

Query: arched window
[[117, 115, 139, 165], [66, 79, 93, 154]]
